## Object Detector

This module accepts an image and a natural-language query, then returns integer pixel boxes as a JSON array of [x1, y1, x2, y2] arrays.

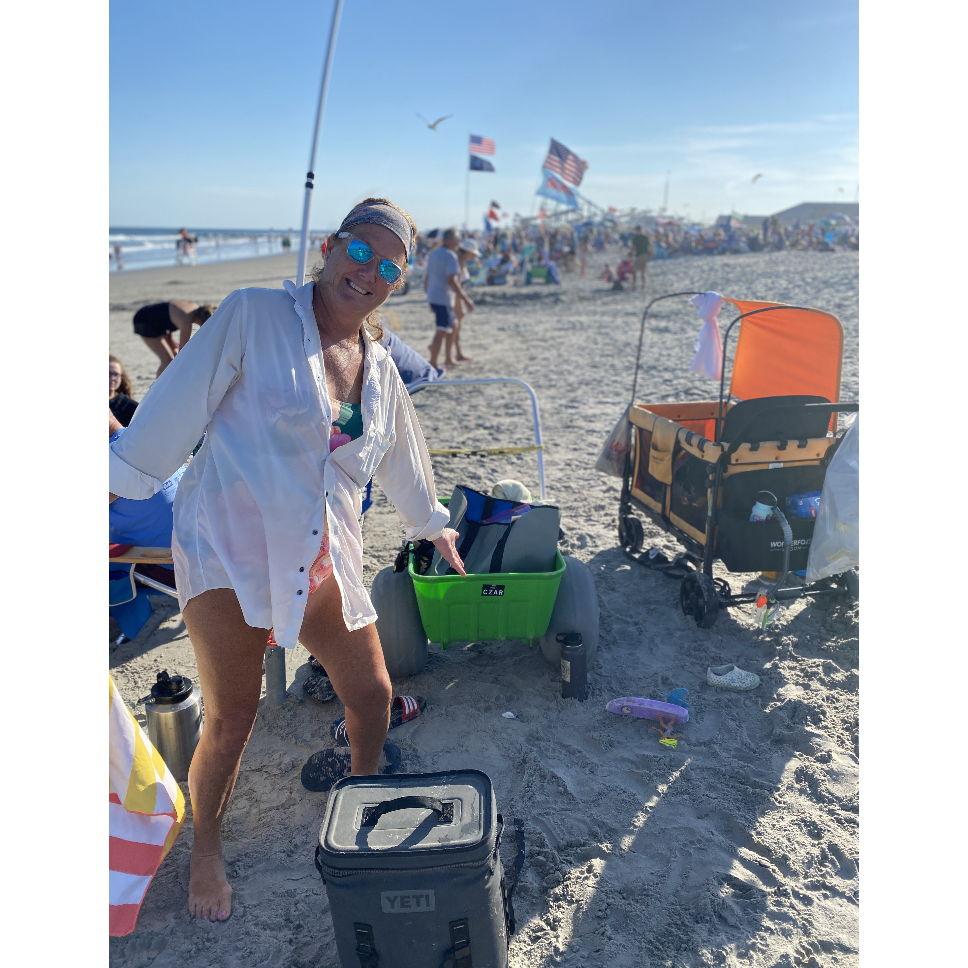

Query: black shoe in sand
[[302, 656, 336, 703], [300, 740, 402, 793]]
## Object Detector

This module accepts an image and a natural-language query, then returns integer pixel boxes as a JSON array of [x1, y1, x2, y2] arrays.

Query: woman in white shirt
[[109, 198, 466, 921]]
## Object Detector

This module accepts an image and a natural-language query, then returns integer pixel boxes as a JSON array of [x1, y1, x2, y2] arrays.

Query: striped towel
[[109, 676, 186, 936]]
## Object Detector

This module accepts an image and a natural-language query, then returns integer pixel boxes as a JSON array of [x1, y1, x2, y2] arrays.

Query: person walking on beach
[[630, 225, 653, 290], [132, 300, 215, 377], [177, 227, 198, 265], [109, 197, 466, 922], [452, 237, 480, 362], [425, 228, 474, 369]]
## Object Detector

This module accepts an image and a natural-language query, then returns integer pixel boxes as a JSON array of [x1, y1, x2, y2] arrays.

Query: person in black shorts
[[630, 225, 653, 291], [132, 300, 215, 376]]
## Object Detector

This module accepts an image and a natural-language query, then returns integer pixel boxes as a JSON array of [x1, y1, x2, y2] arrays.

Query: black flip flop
[[300, 740, 402, 793], [640, 548, 671, 569], [302, 668, 336, 703]]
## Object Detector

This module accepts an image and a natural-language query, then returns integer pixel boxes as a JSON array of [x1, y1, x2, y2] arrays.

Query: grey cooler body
[[316, 770, 513, 968]]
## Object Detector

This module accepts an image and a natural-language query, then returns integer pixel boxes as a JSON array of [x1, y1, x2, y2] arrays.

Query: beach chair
[[109, 545, 178, 641], [617, 293, 859, 628]]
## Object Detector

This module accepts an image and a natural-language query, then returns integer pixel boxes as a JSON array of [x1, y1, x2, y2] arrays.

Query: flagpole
[[464, 133, 471, 231], [296, 0, 345, 286]]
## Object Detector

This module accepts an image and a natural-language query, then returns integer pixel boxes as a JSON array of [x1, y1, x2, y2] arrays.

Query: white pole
[[464, 138, 471, 231], [296, 0, 345, 286]]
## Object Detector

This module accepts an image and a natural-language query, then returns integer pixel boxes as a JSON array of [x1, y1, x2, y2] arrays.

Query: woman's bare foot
[[456, 353, 472, 362], [189, 848, 233, 921]]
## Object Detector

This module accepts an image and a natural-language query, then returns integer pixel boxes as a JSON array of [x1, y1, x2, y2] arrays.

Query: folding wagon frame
[[618, 291, 858, 627]]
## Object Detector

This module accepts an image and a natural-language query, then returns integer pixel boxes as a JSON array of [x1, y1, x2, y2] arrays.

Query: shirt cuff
[[404, 502, 450, 542], [109, 445, 164, 500]]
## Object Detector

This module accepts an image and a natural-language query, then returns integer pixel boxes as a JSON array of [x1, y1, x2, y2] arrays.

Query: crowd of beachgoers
[[405, 214, 859, 294]]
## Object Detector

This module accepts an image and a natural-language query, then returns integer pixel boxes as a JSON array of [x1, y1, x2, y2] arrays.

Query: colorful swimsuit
[[266, 401, 364, 647]]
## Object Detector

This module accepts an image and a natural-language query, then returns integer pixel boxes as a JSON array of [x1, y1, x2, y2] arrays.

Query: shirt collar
[[283, 278, 388, 364]]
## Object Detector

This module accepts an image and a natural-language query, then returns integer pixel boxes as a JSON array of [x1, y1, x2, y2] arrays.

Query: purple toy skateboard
[[605, 697, 689, 724]]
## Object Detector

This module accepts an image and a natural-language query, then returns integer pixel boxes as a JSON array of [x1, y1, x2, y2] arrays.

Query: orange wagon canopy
[[721, 298, 843, 404]]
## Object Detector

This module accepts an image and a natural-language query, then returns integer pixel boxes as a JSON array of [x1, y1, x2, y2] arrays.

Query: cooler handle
[[361, 795, 454, 827]]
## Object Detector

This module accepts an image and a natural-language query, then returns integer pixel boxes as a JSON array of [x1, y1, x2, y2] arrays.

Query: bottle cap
[[150, 670, 194, 705]]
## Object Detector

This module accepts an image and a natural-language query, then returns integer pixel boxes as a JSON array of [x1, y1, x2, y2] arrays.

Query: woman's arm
[[109, 289, 247, 499], [169, 301, 196, 349]]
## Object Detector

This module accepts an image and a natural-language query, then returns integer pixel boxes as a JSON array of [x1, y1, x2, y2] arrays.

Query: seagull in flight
[[416, 112, 453, 130]]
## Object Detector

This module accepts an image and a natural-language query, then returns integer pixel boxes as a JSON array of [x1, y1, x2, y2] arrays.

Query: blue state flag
[[536, 168, 578, 209], [470, 155, 495, 172]]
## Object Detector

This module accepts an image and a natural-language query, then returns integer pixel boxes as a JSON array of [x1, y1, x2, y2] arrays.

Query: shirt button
[[297, 589, 304, 595], [313, 529, 319, 535], [299, 566, 305, 572]]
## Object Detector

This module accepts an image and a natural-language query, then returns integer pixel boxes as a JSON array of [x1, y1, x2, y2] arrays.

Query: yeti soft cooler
[[315, 770, 514, 968]]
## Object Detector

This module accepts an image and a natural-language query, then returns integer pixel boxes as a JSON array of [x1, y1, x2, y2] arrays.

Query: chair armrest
[[109, 546, 174, 564]]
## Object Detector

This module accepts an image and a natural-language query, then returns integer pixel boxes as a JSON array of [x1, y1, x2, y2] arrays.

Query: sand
[[109, 247, 859, 968]]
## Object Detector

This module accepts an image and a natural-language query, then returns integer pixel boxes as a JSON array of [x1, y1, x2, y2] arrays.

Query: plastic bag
[[805, 416, 858, 582], [595, 406, 631, 478]]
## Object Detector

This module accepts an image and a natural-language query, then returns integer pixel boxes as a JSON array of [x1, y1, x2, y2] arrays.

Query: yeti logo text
[[381, 890, 436, 913]]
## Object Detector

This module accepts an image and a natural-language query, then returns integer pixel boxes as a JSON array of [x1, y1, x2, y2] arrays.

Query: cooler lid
[[319, 770, 495, 867]]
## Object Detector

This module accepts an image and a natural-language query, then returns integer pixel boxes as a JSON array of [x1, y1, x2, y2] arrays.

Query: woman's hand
[[431, 528, 466, 576]]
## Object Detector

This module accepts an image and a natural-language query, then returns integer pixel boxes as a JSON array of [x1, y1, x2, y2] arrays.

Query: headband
[[338, 203, 414, 258]]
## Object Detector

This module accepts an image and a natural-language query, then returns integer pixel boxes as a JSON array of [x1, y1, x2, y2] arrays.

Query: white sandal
[[706, 663, 760, 691]]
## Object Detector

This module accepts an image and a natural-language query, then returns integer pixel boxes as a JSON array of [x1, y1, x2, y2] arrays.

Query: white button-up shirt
[[109, 280, 449, 647]]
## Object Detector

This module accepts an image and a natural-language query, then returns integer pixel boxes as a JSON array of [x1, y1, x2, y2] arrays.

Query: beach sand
[[109, 248, 858, 968]]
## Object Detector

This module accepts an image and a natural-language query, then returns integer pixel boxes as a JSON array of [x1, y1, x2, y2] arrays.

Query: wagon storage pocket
[[717, 466, 826, 572]]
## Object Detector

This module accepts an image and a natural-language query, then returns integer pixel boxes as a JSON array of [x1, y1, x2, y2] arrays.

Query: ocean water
[[108, 227, 332, 272]]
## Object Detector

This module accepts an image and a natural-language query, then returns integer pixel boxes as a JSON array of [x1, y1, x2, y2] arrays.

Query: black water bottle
[[558, 632, 588, 701]]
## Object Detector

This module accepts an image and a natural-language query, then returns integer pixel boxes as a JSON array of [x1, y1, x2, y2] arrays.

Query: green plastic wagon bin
[[408, 550, 566, 647]]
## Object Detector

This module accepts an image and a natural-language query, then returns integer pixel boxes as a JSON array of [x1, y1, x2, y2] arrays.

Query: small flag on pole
[[542, 138, 588, 186], [536, 169, 578, 209], [470, 155, 495, 172], [469, 134, 496, 155]]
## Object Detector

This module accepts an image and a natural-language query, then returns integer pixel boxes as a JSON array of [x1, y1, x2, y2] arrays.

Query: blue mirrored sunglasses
[[337, 232, 404, 284]]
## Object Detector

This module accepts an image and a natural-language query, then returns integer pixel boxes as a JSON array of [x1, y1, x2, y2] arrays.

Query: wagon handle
[[721, 402, 858, 460], [629, 292, 704, 409], [405, 377, 546, 499]]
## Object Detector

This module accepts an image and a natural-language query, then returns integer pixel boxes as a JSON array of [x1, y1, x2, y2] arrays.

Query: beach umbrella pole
[[295, 0, 345, 286]]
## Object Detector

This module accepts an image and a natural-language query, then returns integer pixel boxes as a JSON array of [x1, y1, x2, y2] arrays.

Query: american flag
[[469, 134, 495, 156], [542, 138, 588, 186]]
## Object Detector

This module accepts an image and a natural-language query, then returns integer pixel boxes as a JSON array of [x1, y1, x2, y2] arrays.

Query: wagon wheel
[[618, 514, 645, 553], [679, 572, 721, 628], [371, 565, 429, 678]]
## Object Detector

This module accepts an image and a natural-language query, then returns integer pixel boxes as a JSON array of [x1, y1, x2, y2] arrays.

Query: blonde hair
[[311, 196, 418, 343]]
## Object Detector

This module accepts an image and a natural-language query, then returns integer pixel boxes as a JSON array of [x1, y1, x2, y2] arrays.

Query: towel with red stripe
[[109, 676, 185, 936]]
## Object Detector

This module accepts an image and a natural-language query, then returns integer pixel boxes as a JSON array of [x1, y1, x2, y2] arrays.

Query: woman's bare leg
[[182, 588, 269, 921], [298, 577, 392, 775], [139, 335, 176, 377]]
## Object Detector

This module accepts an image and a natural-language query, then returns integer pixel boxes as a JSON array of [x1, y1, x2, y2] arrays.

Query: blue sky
[[109, 0, 857, 230]]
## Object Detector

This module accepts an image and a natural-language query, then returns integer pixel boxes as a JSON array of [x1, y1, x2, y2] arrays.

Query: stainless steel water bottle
[[145, 670, 203, 782], [558, 632, 588, 701]]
